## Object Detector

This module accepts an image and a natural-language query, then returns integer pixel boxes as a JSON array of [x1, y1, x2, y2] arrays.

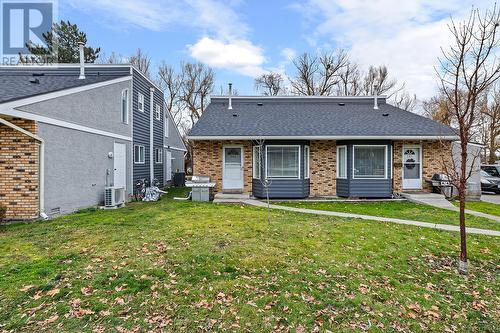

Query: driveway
[[482, 192, 500, 204]]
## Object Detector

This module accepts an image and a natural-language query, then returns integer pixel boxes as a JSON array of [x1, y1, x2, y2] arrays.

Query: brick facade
[[393, 140, 452, 192], [0, 118, 39, 219], [309, 140, 337, 196], [192, 140, 252, 194], [192, 139, 452, 197]]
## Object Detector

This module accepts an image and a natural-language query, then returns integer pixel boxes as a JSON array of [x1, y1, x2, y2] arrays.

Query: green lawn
[[0, 188, 498, 332], [451, 200, 500, 217], [278, 201, 500, 231]]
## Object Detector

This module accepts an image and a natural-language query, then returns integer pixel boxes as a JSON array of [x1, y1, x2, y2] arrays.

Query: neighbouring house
[[0, 62, 186, 220], [187, 95, 458, 199]]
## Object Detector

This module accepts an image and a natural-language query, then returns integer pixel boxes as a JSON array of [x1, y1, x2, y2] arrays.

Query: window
[[121, 89, 129, 124], [164, 113, 169, 137], [266, 145, 300, 179], [154, 148, 163, 164], [134, 145, 145, 164], [337, 145, 347, 179], [304, 146, 310, 179], [155, 104, 161, 120], [138, 93, 144, 112], [353, 145, 387, 179], [253, 146, 261, 179]]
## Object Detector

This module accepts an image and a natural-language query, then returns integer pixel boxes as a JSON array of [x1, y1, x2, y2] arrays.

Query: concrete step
[[213, 193, 250, 204]]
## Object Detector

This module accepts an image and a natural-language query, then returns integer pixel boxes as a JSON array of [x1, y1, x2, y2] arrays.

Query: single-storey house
[[0, 62, 186, 220], [187, 95, 457, 198]]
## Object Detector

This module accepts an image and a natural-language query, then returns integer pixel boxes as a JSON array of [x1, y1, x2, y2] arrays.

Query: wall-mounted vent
[[49, 207, 61, 215], [338, 102, 345, 106], [257, 102, 263, 106], [29, 78, 39, 84]]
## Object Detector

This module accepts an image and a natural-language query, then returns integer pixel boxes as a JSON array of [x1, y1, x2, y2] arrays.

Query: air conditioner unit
[[104, 186, 126, 208]]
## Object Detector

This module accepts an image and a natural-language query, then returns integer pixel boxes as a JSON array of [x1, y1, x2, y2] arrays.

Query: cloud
[[291, 0, 494, 99], [188, 37, 265, 77]]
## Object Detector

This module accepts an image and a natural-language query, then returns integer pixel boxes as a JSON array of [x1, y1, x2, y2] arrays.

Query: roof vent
[[29, 78, 39, 84], [382, 113, 389, 117], [257, 102, 263, 106], [228, 83, 233, 110], [338, 102, 345, 106], [232, 114, 238, 117]]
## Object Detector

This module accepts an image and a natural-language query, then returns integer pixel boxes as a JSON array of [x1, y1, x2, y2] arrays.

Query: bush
[[0, 205, 6, 220]]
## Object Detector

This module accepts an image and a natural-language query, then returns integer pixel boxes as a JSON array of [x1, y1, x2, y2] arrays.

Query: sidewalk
[[244, 199, 500, 237]]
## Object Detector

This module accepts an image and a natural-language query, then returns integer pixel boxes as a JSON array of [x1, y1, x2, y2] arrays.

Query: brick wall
[[310, 140, 336, 196], [393, 140, 452, 192], [0, 118, 39, 219], [192, 140, 252, 194]]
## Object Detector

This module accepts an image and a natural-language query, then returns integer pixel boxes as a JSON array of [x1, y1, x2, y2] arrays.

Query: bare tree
[[129, 48, 151, 77], [289, 50, 349, 95], [255, 72, 286, 95], [437, 5, 500, 274], [157, 62, 183, 127], [337, 62, 362, 96], [362, 65, 403, 97], [423, 93, 455, 126], [391, 90, 417, 111], [180, 62, 215, 124]]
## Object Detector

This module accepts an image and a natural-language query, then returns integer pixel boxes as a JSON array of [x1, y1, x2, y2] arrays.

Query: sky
[[59, 0, 493, 100]]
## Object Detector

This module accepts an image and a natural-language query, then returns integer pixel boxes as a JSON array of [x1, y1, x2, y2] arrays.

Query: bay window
[[353, 145, 387, 179], [266, 145, 300, 179]]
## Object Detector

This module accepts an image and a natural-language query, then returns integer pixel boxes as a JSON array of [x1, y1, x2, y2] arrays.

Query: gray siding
[[39, 123, 132, 216], [131, 69, 165, 187], [336, 140, 393, 198], [252, 140, 310, 199], [164, 110, 186, 150]]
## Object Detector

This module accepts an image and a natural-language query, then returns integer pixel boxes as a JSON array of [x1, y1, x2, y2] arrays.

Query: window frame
[[304, 145, 310, 179], [336, 145, 347, 179], [352, 145, 388, 180], [138, 93, 145, 112], [121, 89, 129, 124], [265, 145, 301, 180], [134, 145, 145, 164], [154, 148, 163, 164], [252, 146, 261, 179], [155, 104, 161, 121], [164, 112, 169, 137]]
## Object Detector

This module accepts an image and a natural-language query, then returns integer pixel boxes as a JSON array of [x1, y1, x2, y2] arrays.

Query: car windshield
[[481, 170, 493, 177]]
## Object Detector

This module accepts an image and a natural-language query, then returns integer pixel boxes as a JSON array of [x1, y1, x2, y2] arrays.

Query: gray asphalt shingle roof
[[0, 66, 130, 104], [188, 97, 456, 138]]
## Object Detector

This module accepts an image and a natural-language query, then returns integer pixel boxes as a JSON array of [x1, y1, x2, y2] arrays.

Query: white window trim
[[138, 93, 145, 112], [336, 145, 347, 179], [155, 104, 161, 121], [134, 145, 145, 164], [121, 89, 129, 124], [253, 146, 261, 179], [352, 145, 388, 180], [164, 113, 169, 137], [265, 145, 301, 180], [304, 145, 310, 179], [155, 148, 163, 164]]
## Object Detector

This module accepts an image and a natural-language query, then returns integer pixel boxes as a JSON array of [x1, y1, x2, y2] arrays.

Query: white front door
[[165, 150, 172, 182], [402, 146, 422, 189], [114, 142, 127, 188], [223, 146, 243, 190]]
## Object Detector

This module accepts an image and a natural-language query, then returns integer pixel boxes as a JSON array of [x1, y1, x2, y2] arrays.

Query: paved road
[[482, 193, 500, 204]]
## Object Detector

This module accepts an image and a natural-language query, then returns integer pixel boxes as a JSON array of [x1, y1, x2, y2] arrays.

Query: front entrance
[[222, 146, 243, 190], [113, 142, 127, 188], [402, 145, 422, 189]]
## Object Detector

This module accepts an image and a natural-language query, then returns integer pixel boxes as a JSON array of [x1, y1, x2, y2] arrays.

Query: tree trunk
[[458, 142, 468, 275]]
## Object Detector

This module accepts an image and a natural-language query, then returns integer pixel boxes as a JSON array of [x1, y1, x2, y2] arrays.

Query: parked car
[[481, 164, 500, 177], [481, 170, 500, 194]]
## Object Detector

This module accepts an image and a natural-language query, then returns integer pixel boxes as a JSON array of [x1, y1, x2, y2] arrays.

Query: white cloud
[[281, 48, 296, 61], [188, 37, 265, 76], [292, 0, 494, 99]]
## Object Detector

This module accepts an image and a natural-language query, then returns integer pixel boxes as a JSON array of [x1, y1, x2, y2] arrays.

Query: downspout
[[150, 87, 155, 184], [0, 117, 48, 220]]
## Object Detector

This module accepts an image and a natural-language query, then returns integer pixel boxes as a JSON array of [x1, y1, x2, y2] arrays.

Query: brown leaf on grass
[[99, 310, 111, 316], [425, 310, 440, 319], [42, 315, 58, 325], [32, 291, 43, 300], [115, 297, 126, 305], [91, 257, 103, 262], [69, 298, 81, 308], [46, 288, 60, 297], [27, 302, 45, 315], [81, 286, 93, 296], [20, 285, 34, 292], [296, 325, 306, 333], [71, 308, 94, 318], [408, 303, 421, 313], [358, 284, 369, 294], [193, 300, 212, 309]]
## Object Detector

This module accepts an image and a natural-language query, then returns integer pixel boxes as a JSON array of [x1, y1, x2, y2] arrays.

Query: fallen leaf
[[81, 286, 93, 296], [19, 285, 34, 292], [46, 288, 60, 297]]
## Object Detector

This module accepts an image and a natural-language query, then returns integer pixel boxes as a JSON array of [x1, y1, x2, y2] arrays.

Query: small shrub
[[0, 205, 6, 220]]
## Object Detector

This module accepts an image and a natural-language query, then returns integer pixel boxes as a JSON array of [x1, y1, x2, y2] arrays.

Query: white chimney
[[78, 41, 85, 79], [373, 84, 379, 110], [228, 83, 233, 110]]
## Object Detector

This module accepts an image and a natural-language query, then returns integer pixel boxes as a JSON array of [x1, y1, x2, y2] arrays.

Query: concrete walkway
[[481, 193, 500, 205], [401, 192, 500, 222], [244, 199, 500, 237]]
